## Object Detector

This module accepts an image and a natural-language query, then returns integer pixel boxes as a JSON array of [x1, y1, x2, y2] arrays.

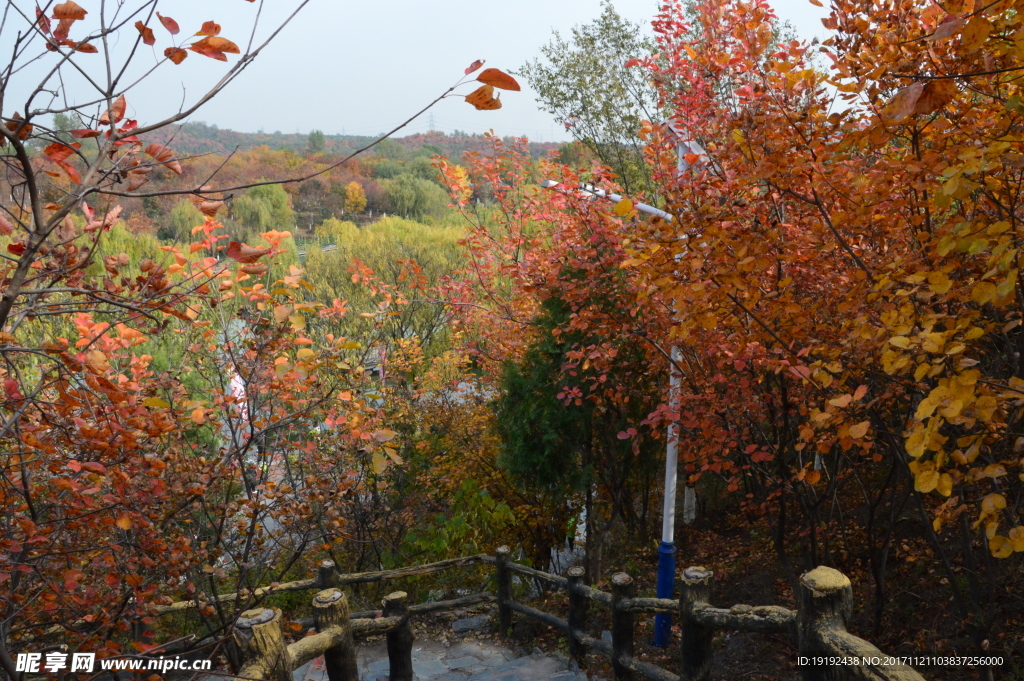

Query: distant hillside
[[151, 122, 561, 160]]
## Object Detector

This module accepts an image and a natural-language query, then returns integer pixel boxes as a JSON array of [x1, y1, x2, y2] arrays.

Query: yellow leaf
[[906, 430, 927, 458], [983, 463, 1007, 478], [86, 349, 110, 374], [296, 348, 315, 360], [116, 514, 132, 530], [1009, 526, 1024, 552], [374, 429, 398, 442], [989, 534, 1013, 558], [936, 473, 953, 497], [848, 421, 870, 439], [613, 198, 634, 216], [143, 397, 170, 408], [888, 336, 911, 348], [288, 313, 306, 331], [915, 468, 939, 493], [982, 493, 1007, 514], [371, 451, 388, 475], [928, 271, 952, 294], [972, 281, 997, 304]]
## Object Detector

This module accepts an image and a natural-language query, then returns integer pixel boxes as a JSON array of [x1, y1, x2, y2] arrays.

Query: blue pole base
[[653, 540, 676, 647]]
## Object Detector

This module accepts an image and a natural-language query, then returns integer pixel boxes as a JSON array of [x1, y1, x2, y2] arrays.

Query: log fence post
[[610, 572, 635, 681], [566, 566, 587, 664], [679, 566, 714, 681], [318, 559, 338, 589], [495, 546, 512, 635], [796, 566, 853, 681], [313, 588, 359, 681], [383, 591, 414, 681], [234, 607, 292, 681]]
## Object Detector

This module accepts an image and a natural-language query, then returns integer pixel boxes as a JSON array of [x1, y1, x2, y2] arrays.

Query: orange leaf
[[914, 79, 958, 115], [929, 17, 965, 41], [465, 84, 502, 111], [43, 142, 78, 163], [52, 1, 87, 20], [157, 13, 180, 35], [99, 95, 127, 125], [57, 160, 80, 184], [477, 68, 520, 91], [882, 82, 924, 122], [135, 21, 155, 46], [188, 36, 238, 61], [226, 241, 270, 263], [5, 115, 33, 140], [69, 40, 97, 53], [197, 21, 221, 37], [464, 59, 484, 75], [115, 514, 132, 530], [240, 263, 269, 275], [144, 143, 182, 174], [85, 350, 110, 374], [164, 47, 188, 65]]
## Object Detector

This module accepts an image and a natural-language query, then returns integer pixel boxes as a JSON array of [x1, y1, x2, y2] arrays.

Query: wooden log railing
[[489, 546, 926, 681], [149, 547, 925, 681]]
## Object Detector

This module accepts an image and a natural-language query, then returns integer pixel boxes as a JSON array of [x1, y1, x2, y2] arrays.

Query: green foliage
[[306, 129, 326, 155], [230, 183, 295, 244], [494, 299, 592, 491], [158, 200, 204, 242], [518, 0, 662, 196], [379, 174, 449, 220], [305, 216, 461, 352], [401, 479, 516, 560]]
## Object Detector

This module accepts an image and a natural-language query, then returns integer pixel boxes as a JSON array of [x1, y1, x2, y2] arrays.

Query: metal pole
[[539, 178, 681, 646], [654, 345, 682, 646]]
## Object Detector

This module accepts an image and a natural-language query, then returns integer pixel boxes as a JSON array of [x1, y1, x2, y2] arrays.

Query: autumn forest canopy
[[3, 0, 1024, 679]]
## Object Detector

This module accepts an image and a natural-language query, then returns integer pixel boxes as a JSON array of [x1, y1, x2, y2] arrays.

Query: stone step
[[293, 639, 589, 681]]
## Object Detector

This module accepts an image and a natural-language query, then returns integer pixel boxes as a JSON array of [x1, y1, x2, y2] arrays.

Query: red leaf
[[70, 128, 101, 138], [99, 95, 127, 125], [164, 47, 188, 65], [7, 243, 25, 255], [0, 215, 13, 236], [56, 160, 80, 184], [135, 21, 156, 46], [35, 7, 51, 35], [464, 59, 484, 75], [226, 241, 270, 263], [197, 21, 221, 37], [476, 68, 520, 91], [43, 142, 78, 163], [157, 13, 180, 35], [623, 58, 641, 68]]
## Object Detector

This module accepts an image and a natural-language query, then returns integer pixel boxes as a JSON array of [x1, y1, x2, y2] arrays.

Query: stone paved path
[[293, 638, 588, 681]]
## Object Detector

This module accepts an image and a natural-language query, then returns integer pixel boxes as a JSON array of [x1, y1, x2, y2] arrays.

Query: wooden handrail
[[154, 554, 489, 615]]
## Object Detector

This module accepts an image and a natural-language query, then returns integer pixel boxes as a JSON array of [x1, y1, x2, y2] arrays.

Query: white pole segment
[[662, 345, 682, 543]]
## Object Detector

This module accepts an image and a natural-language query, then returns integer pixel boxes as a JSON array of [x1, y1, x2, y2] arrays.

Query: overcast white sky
[[4, 0, 831, 143]]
